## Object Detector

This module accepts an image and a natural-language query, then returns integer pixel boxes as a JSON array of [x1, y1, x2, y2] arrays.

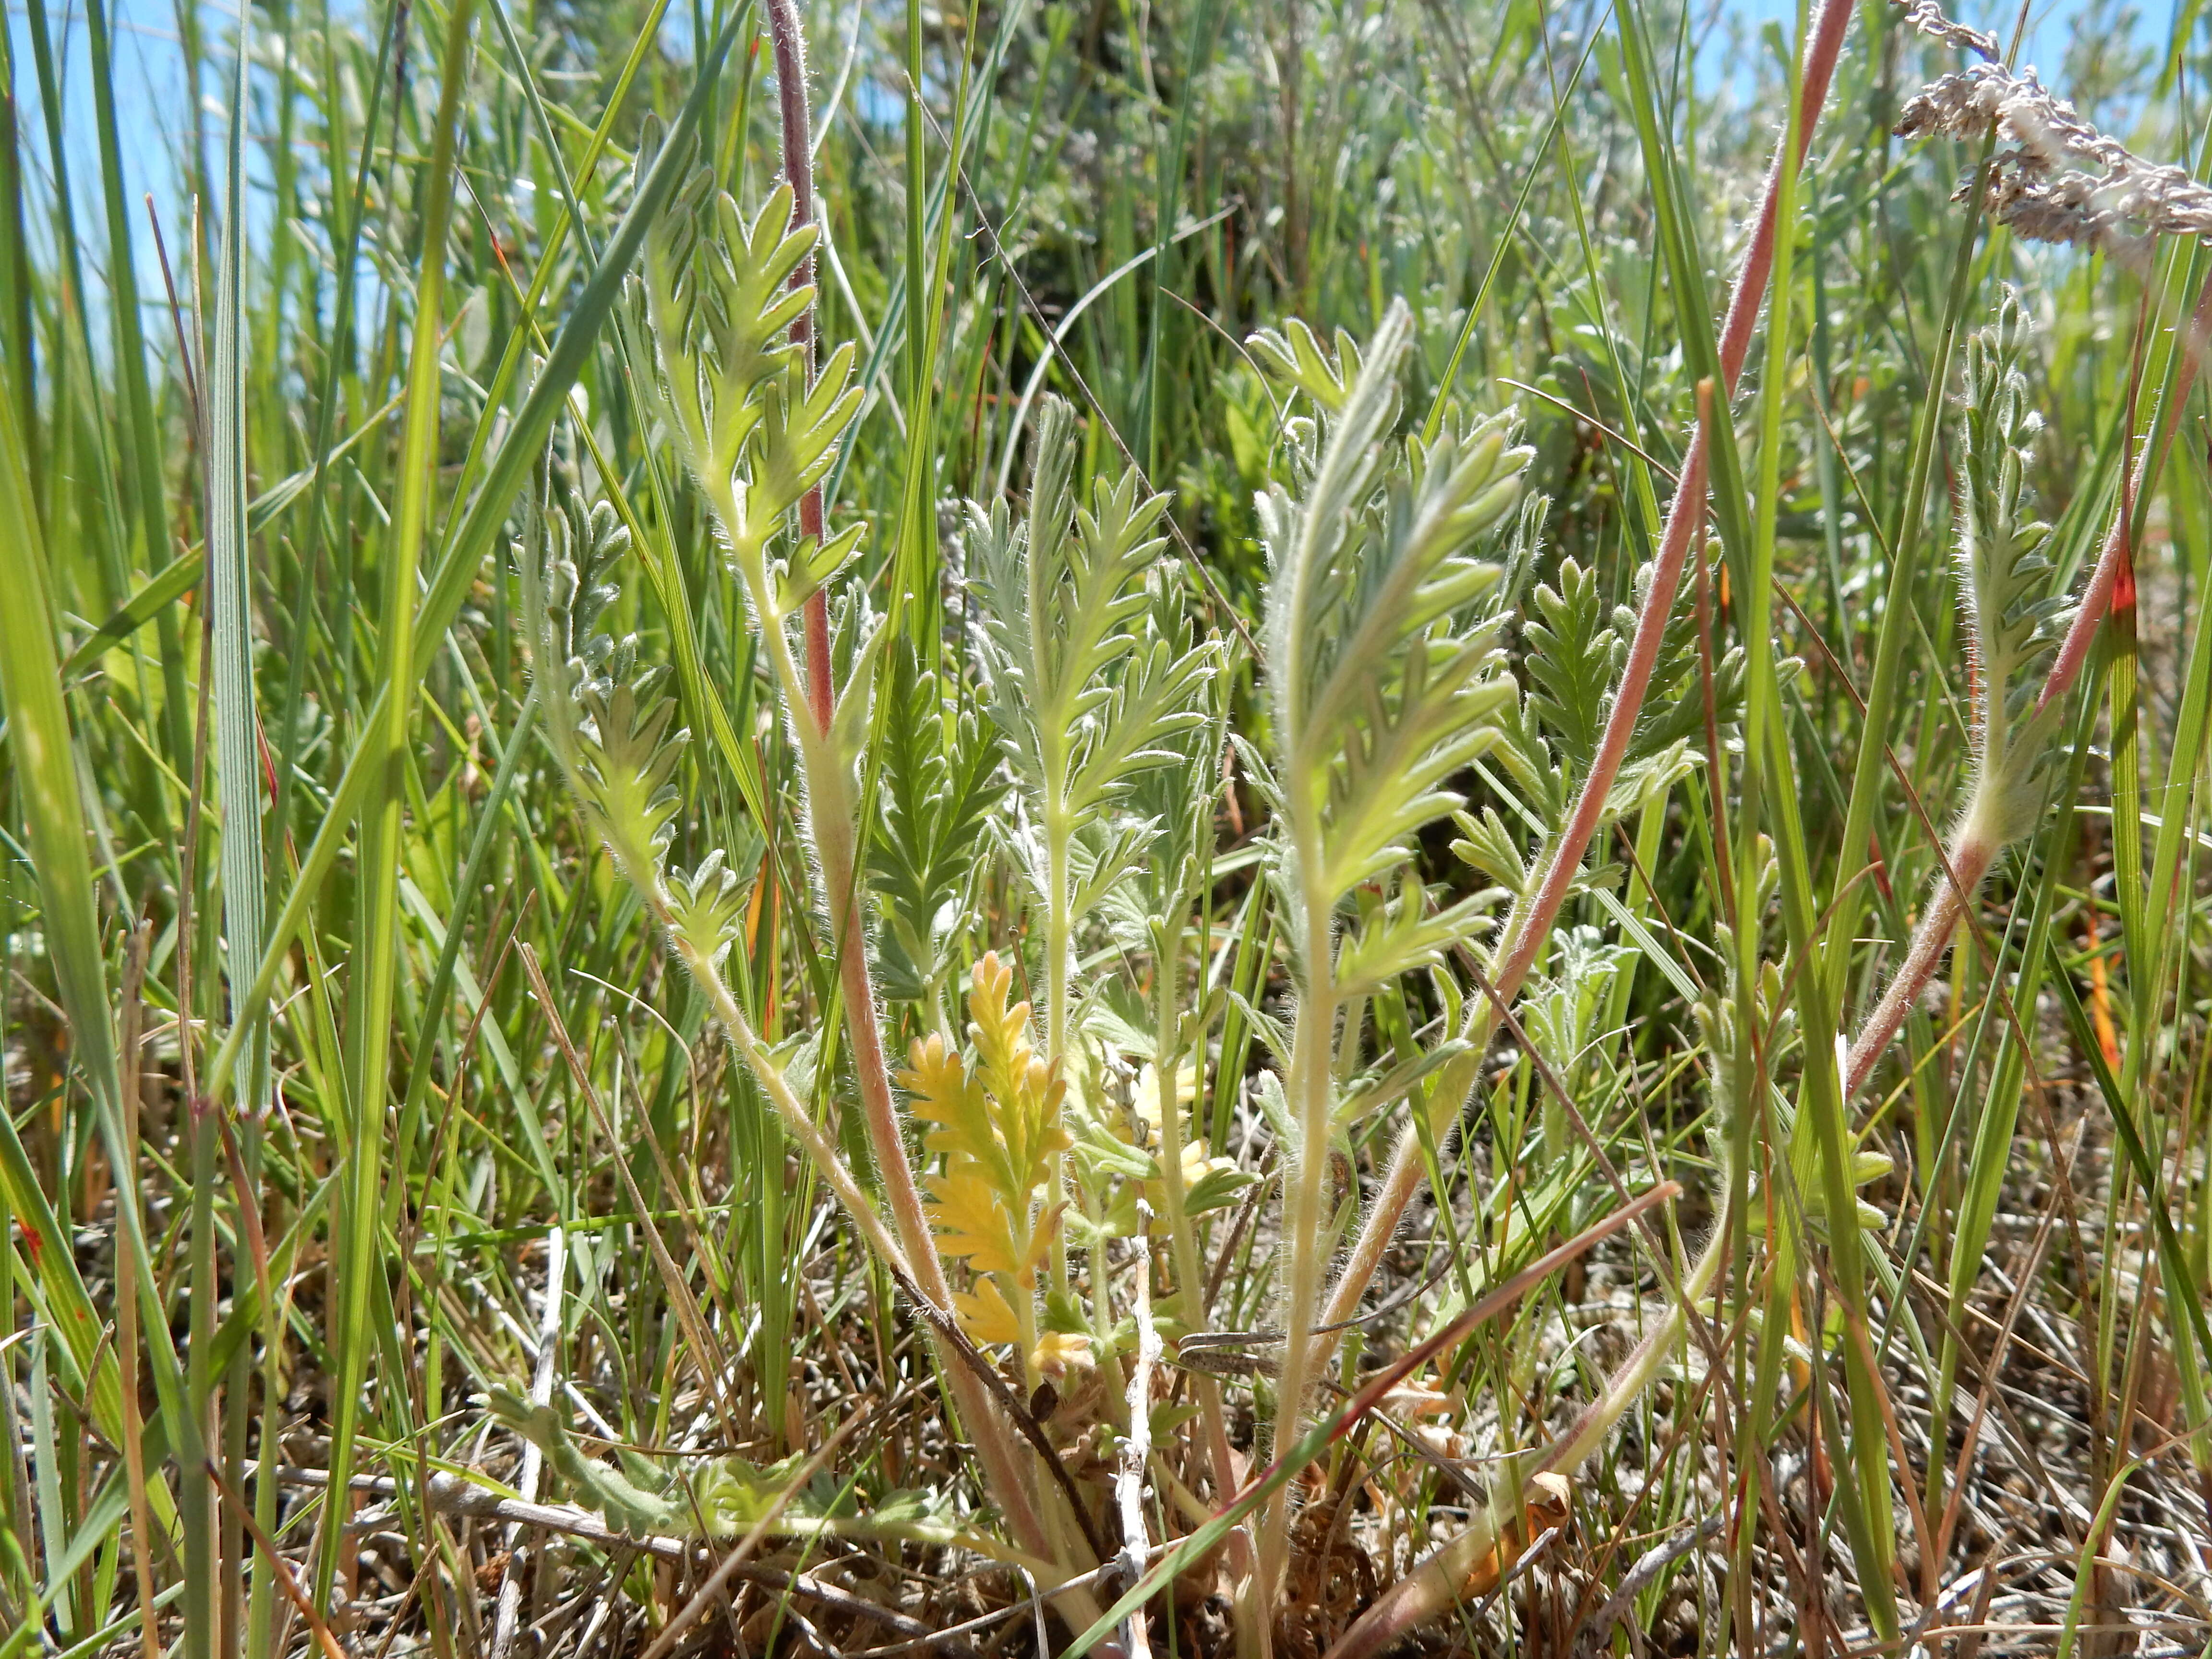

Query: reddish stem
[[1840, 273, 2212, 1095], [1317, 0, 1857, 1343], [1494, 0, 1852, 1003], [1840, 845, 1980, 1099], [759, 0, 1059, 1566], [2034, 275, 2212, 721]]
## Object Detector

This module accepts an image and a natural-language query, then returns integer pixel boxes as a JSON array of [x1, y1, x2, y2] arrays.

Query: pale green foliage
[[1522, 557, 1623, 769], [518, 493, 685, 891], [1523, 924, 1638, 1090], [574, 647, 684, 870], [621, 146, 882, 989], [1254, 299, 1529, 922], [1247, 315, 1368, 415], [870, 664, 1007, 1006], [642, 157, 866, 628], [1101, 668, 1229, 956], [517, 491, 626, 731], [518, 489, 753, 979], [1957, 291, 2075, 846], [1689, 834, 1794, 1088], [666, 847, 756, 974], [970, 400, 1216, 858], [966, 399, 1219, 1034], [643, 160, 811, 493], [1333, 867, 1497, 998], [1487, 546, 1749, 845]]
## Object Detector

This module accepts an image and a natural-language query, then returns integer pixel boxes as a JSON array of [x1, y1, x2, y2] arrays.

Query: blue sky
[[4, 0, 2156, 312], [9, 0, 212, 287]]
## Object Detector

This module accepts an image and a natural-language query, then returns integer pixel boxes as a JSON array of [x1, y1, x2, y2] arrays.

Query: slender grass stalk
[[319, 0, 479, 1602]]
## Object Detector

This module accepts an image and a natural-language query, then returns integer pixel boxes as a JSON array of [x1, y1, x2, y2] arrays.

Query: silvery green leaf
[[1334, 1038, 1473, 1130], [1229, 989, 1292, 1070], [1333, 873, 1503, 1000]]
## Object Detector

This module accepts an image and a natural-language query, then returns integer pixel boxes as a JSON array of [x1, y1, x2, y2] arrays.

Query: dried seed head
[[1894, 0, 2000, 60], [1894, 0, 2212, 256]]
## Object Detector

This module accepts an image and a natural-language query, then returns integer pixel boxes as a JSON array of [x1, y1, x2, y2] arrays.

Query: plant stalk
[[757, 0, 1074, 1579], [1841, 272, 2212, 1093], [1253, 871, 1341, 1609], [1152, 925, 1241, 1512]]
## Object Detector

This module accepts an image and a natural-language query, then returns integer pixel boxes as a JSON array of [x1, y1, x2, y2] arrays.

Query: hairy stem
[[1314, 0, 1853, 1346], [1255, 881, 1339, 1607], [1839, 273, 2212, 1095], [1842, 858, 1974, 1099], [1153, 929, 1241, 1513], [1043, 809, 1075, 1294]]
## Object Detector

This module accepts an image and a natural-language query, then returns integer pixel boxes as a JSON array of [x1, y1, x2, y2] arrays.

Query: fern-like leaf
[[747, 343, 864, 526], [1521, 557, 1622, 772], [1257, 300, 1530, 915], [644, 177, 815, 484], [870, 664, 1004, 996], [666, 845, 757, 972], [970, 400, 1213, 823], [1247, 315, 1365, 416], [572, 645, 687, 888]]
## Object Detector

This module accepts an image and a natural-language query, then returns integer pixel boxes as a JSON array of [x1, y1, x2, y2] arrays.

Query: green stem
[[1255, 880, 1338, 1606], [1044, 807, 1074, 1296], [1153, 925, 1241, 1510]]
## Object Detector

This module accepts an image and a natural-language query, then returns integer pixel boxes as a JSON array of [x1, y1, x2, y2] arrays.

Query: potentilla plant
[[1236, 302, 1530, 1614], [516, 136, 1718, 1655]]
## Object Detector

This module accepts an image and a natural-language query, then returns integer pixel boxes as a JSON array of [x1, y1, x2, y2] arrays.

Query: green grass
[[5, 0, 2212, 1652]]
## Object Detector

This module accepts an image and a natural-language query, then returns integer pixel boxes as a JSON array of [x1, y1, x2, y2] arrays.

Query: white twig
[[1117, 1201, 1161, 1659], [490, 1227, 565, 1659]]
